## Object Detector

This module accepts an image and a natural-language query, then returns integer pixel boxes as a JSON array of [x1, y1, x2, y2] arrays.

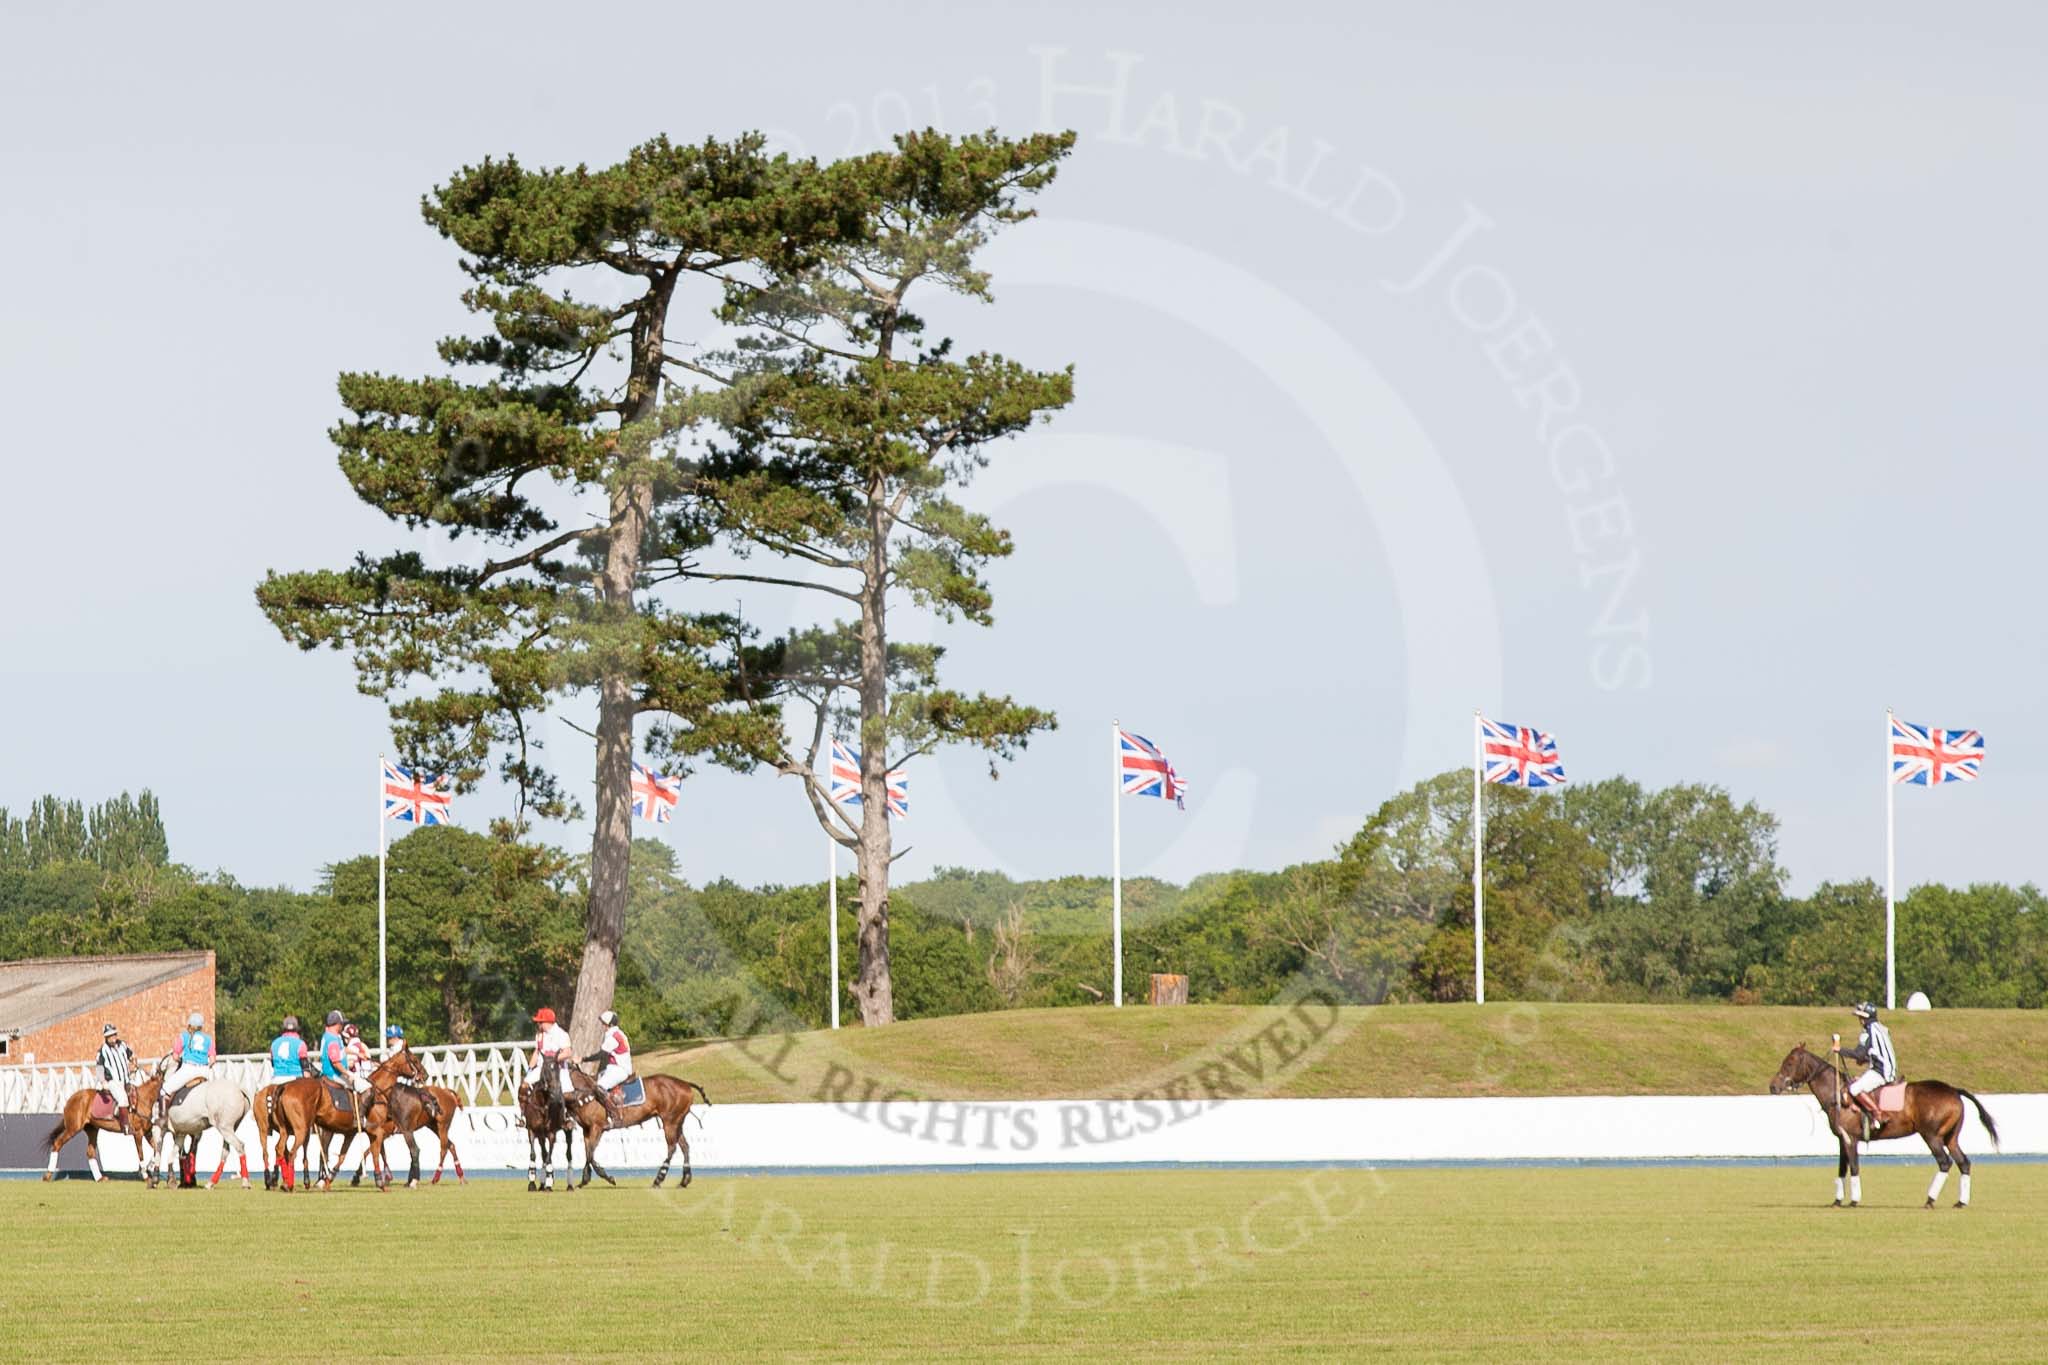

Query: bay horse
[[517, 1080, 580, 1193], [564, 1065, 709, 1189], [1769, 1044, 2000, 1208], [349, 1081, 465, 1187], [252, 1082, 294, 1190], [43, 1082, 147, 1182], [343, 1079, 443, 1189], [274, 1049, 429, 1192]]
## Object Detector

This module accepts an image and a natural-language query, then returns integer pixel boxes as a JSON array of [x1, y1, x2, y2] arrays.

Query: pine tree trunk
[[568, 269, 673, 1051], [571, 644, 638, 1050], [442, 973, 475, 1045], [852, 477, 895, 1026]]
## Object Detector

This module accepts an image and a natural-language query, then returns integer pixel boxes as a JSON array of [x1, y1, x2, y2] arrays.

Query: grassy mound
[[639, 1002, 2048, 1103]]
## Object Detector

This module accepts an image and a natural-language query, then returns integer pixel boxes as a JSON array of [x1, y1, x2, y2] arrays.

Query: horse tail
[[44, 1118, 67, 1152], [686, 1080, 709, 1126], [1956, 1088, 2001, 1151]]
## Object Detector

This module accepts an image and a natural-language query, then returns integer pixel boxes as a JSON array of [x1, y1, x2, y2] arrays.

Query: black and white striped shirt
[[97, 1041, 136, 1089], [1860, 1022, 1898, 1082]]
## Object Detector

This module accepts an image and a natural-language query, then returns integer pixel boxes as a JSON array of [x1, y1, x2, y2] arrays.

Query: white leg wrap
[[88, 1155, 103, 1181], [1850, 1175, 1862, 1203], [46, 1150, 58, 1174], [1834, 1176, 1845, 1202], [1958, 1173, 1971, 1205], [1928, 1169, 1948, 1201]]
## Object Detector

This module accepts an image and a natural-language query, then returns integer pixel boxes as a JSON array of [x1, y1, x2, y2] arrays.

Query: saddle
[[1873, 1081, 1908, 1115], [90, 1090, 120, 1122], [325, 1080, 359, 1116], [614, 1075, 645, 1107], [166, 1079, 204, 1110]]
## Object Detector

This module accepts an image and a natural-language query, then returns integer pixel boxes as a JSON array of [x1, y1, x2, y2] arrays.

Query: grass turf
[[4, 1164, 2041, 1361], [637, 1002, 2048, 1105]]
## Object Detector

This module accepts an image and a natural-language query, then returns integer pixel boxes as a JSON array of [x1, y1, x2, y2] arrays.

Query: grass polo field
[[5, 1163, 2045, 1360]]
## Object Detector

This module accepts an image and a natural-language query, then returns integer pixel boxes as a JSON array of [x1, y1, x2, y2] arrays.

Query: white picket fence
[[0, 1041, 533, 1114]]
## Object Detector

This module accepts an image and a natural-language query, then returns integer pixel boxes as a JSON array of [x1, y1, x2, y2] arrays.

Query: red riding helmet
[[532, 1007, 557, 1025]]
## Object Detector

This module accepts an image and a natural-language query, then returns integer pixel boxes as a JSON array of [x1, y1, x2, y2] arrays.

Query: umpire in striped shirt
[[96, 1023, 139, 1122]]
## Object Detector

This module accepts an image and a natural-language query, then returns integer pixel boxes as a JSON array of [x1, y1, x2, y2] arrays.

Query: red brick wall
[[15, 953, 215, 1065]]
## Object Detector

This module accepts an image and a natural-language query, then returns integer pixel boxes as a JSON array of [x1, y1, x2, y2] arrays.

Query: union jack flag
[[382, 760, 453, 824], [827, 739, 907, 818], [1480, 717, 1567, 789], [1118, 728, 1187, 808], [630, 762, 680, 823], [1890, 716, 1983, 786]]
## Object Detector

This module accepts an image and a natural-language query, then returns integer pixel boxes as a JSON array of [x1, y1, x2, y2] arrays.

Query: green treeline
[[3, 775, 2042, 1054]]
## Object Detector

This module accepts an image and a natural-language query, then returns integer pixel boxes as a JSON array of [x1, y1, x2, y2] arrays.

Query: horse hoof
[[1924, 1199, 1935, 1209], [1850, 1201, 1860, 1208], [40, 1172, 52, 1183], [1955, 1201, 1969, 1209], [680, 1170, 692, 1189], [1830, 1200, 1841, 1207]]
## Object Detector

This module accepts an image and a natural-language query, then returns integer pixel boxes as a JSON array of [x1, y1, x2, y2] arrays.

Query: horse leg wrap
[[88, 1155, 103, 1181], [46, 1150, 58, 1175], [1927, 1169, 1948, 1203], [239, 1154, 249, 1182], [1833, 1177, 1844, 1204], [1958, 1173, 1971, 1205], [1849, 1175, 1861, 1204]]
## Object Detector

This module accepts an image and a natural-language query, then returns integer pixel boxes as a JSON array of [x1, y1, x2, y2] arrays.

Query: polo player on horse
[[1834, 1001, 1899, 1140]]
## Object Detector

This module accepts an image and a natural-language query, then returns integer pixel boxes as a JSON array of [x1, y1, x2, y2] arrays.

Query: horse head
[[1768, 1043, 1816, 1094], [387, 1048, 429, 1086]]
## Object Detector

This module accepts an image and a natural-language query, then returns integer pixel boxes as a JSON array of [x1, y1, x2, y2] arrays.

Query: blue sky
[[2, 3, 2041, 895]]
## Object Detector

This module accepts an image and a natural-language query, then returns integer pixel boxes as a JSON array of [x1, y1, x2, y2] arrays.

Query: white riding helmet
[[186, 1012, 203, 1029], [598, 1010, 619, 1027]]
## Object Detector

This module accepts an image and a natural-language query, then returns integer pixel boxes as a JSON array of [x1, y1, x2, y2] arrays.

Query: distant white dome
[[1906, 991, 1932, 1011]]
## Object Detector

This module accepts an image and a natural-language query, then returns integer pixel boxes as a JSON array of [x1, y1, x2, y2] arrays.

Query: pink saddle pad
[[89, 1091, 119, 1121], [1876, 1082, 1908, 1113]]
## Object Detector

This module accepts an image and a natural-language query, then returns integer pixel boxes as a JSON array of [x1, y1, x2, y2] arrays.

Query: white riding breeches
[[595, 1062, 631, 1092], [526, 1062, 576, 1093], [165, 1063, 210, 1098], [1849, 1070, 1887, 1098]]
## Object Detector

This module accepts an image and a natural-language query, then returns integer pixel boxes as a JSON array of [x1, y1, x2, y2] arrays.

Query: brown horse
[[252, 1082, 307, 1191], [518, 1080, 580, 1193], [564, 1065, 709, 1189], [43, 1084, 146, 1182], [342, 1079, 443, 1189], [350, 1082, 465, 1187], [275, 1050, 429, 1192], [1769, 1044, 2000, 1208]]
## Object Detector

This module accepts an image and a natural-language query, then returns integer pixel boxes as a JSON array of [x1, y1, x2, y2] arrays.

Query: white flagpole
[[1112, 719, 1123, 1009], [1885, 706, 1896, 1011], [1472, 711, 1485, 1006], [827, 830, 841, 1030], [377, 754, 389, 1049]]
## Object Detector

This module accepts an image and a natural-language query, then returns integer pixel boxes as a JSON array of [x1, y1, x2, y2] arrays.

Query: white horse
[[144, 1060, 251, 1190]]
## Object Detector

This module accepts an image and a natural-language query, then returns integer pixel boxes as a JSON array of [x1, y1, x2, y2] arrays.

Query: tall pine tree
[[259, 135, 860, 1047], [680, 130, 1076, 1025]]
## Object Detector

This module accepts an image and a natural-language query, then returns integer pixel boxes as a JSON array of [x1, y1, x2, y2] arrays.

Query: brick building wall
[[14, 952, 215, 1065]]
